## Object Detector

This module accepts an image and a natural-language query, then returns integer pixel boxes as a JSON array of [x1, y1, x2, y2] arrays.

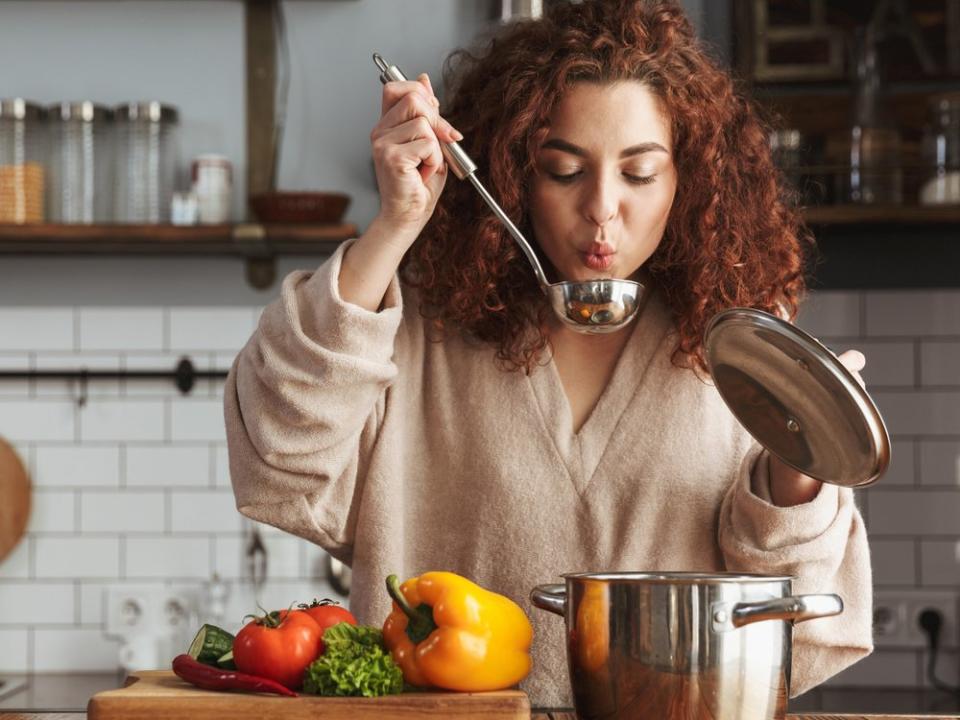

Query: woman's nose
[[581, 174, 618, 227]]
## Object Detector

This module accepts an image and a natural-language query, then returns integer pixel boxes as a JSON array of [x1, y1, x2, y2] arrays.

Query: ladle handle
[[373, 53, 476, 180], [371, 52, 551, 289]]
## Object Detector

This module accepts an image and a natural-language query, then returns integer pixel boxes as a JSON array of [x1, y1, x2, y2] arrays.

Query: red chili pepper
[[171, 654, 298, 697]]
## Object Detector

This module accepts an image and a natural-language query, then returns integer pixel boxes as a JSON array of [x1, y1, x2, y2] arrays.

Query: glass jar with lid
[[0, 99, 47, 224], [48, 102, 113, 223], [113, 102, 179, 223], [919, 93, 960, 206]]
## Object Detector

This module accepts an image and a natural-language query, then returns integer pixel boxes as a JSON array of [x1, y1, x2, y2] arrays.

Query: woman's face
[[529, 81, 677, 284]]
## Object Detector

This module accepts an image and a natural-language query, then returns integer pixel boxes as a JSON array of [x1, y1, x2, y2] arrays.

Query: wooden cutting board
[[87, 670, 530, 720], [534, 716, 960, 720]]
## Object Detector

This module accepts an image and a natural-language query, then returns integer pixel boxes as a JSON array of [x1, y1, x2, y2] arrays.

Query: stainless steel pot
[[531, 572, 843, 720]]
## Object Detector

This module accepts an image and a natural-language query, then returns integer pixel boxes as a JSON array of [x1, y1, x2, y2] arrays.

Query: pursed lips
[[579, 242, 616, 271]]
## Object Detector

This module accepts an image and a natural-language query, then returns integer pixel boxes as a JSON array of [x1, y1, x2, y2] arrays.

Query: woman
[[225, 0, 872, 706]]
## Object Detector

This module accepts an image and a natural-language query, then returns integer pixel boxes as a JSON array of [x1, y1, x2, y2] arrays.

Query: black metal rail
[[0, 358, 229, 405]]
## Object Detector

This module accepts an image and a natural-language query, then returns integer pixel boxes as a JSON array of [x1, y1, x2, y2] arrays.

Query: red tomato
[[233, 609, 322, 690], [299, 599, 357, 635]]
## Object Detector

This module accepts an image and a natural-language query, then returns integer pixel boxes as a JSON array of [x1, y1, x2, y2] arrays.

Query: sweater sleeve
[[223, 240, 403, 564], [718, 449, 873, 697]]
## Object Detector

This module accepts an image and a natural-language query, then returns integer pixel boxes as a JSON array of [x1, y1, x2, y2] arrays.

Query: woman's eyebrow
[[541, 138, 669, 158]]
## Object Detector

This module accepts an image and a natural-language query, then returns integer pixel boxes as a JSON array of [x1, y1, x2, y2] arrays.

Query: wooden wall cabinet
[[733, 0, 960, 289]]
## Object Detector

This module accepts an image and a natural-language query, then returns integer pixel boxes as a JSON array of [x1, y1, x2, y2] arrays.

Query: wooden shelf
[[0, 222, 357, 255], [803, 205, 960, 225]]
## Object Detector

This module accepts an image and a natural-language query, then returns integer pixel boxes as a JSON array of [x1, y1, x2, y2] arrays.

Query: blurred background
[[0, 0, 957, 714]]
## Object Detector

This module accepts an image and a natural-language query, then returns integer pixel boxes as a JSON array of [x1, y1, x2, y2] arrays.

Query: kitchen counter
[[0, 673, 958, 719], [2, 713, 960, 720], [0, 675, 124, 713]]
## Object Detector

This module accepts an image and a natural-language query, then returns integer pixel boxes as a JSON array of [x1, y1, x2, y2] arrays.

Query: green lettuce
[[302, 622, 404, 697]]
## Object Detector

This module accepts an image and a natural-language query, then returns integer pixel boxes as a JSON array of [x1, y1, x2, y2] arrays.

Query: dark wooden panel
[[809, 223, 960, 289], [245, 0, 278, 199]]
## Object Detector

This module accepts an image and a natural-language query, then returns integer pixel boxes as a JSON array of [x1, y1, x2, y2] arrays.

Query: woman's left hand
[[767, 349, 866, 507]]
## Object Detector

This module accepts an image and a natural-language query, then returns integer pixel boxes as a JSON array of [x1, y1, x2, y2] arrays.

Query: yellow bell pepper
[[382, 571, 533, 691]]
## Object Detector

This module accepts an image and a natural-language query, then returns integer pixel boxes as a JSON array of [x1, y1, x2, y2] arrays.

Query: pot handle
[[530, 583, 567, 616], [714, 594, 843, 630]]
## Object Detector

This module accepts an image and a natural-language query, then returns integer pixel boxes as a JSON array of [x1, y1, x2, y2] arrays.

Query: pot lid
[[704, 308, 890, 487]]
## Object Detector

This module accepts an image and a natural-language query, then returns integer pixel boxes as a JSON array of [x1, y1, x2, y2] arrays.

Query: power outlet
[[104, 589, 153, 639], [157, 590, 193, 634], [105, 588, 196, 641], [873, 590, 959, 650]]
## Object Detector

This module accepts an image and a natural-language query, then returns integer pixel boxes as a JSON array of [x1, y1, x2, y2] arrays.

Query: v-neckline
[[526, 289, 669, 496]]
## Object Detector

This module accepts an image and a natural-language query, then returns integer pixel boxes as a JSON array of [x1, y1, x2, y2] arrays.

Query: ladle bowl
[[374, 53, 645, 334], [549, 278, 642, 333]]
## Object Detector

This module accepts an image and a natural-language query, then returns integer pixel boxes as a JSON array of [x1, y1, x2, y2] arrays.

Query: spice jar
[[113, 102, 179, 223], [0, 99, 46, 224], [48, 102, 113, 223], [190, 154, 233, 224], [920, 93, 960, 206]]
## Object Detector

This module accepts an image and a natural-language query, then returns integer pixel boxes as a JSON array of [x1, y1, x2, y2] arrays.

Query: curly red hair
[[402, 0, 813, 372]]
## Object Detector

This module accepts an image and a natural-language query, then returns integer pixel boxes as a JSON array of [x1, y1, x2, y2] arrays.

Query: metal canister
[[0, 99, 46, 224], [113, 102, 179, 223], [47, 101, 113, 223], [531, 572, 843, 720]]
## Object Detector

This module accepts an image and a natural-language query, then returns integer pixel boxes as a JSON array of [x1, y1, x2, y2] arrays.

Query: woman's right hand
[[370, 73, 463, 249]]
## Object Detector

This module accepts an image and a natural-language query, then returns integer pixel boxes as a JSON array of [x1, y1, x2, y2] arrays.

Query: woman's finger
[[373, 90, 461, 143], [401, 136, 445, 183], [370, 97, 463, 150], [380, 79, 435, 116], [376, 126, 444, 179], [376, 116, 442, 153], [836, 349, 867, 389], [375, 90, 436, 135], [418, 73, 439, 107], [837, 349, 866, 373]]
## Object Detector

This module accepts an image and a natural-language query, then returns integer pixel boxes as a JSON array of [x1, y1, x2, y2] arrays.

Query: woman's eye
[[548, 171, 582, 183], [545, 170, 656, 185]]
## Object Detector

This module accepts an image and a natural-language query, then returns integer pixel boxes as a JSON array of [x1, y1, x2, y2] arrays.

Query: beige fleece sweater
[[224, 239, 873, 707]]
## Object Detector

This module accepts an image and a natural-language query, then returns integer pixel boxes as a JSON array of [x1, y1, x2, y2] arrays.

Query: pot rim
[[561, 571, 795, 584]]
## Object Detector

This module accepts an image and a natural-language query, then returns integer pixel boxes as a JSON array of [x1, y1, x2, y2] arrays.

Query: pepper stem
[[386, 574, 438, 644]]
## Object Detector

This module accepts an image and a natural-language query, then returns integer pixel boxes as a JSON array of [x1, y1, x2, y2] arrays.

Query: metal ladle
[[373, 53, 643, 334]]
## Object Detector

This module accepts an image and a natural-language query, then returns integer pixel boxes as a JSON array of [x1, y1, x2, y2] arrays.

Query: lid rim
[[704, 307, 890, 488], [561, 571, 796, 584]]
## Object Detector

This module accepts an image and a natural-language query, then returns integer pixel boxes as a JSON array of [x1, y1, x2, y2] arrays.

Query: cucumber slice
[[216, 649, 236, 670], [187, 624, 235, 666]]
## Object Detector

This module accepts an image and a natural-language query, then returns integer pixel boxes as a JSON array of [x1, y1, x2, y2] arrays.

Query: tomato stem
[[298, 598, 342, 610], [242, 601, 296, 629]]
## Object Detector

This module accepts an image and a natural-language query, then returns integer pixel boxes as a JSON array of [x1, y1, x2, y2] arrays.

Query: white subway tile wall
[[33, 627, 121, 672], [0, 628, 29, 672], [0, 352, 31, 397], [34, 537, 120, 579], [0, 305, 342, 673], [0, 293, 957, 683], [78, 309, 165, 352], [34, 353, 124, 399], [35, 446, 121, 487], [795, 289, 960, 687], [0, 309, 73, 352]]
